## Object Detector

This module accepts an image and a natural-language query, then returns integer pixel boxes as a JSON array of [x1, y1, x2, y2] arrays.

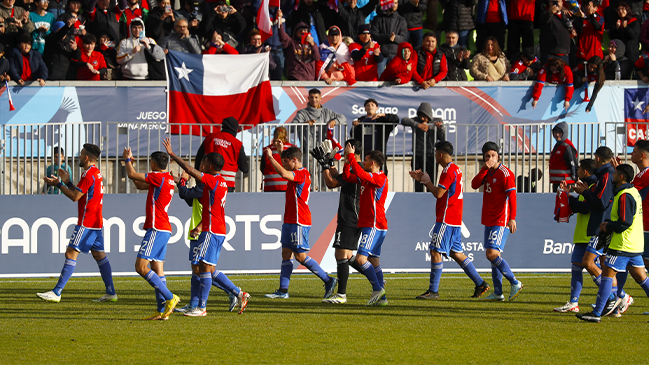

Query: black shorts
[[332, 225, 362, 251]]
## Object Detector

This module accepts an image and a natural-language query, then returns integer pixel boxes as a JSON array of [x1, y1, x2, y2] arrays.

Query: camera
[[217, 5, 233, 13], [566, 19, 574, 31], [190, 6, 203, 22]]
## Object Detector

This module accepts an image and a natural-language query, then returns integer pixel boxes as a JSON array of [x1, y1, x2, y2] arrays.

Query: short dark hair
[[345, 139, 362, 155], [423, 32, 436, 41], [616, 163, 634, 183], [482, 141, 499, 156], [83, 143, 101, 160], [308, 88, 321, 96], [435, 141, 453, 156], [580, 158, 596, 175], [635, 139, 649, 154], [530, 168, 543, 181], [595, 146, 613, 161], [281, 146, 302, 161], [364, 98, 378, 107], [53, 146, 65, 155], [204, 152, 224, 171], [522, 47, 535, 61], [151, 151, 170, 170], [82, 33, 97, 45], [17, 34, 32, 46], [366, 150, 385, 168]]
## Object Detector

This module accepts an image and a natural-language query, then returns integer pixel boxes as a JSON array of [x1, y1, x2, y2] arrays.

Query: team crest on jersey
[[492, 178, 496, 183]]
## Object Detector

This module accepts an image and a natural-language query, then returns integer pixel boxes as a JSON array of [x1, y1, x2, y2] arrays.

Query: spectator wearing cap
[[371, 1, 407, 74], [508, 47, 540, 80], [0, 0, 35, 35], [86, 0, 127, 45], [276, 10, 320, 81], [506, 0, 534, 58], [438, 30, 471, 81], [159, 18, 201, 54], [317, 25, 356, 85], [379, 41, 424, 84], [43, 18, 79, 79], [73, 33, 107, 80], [0, 43, 10, 81], [116, 17, 164, 79], [604, 39, 631, 80], [475, 0, 507, 54], [336, 0, 379, 38], [203, 29, 239, 54], [145, 0, 178, 43], [29, 0, 56, 54], [415, 32, 447, 88], [398, 0, 427, 49], [8, 33, 48, 85], [287, 0, 329, 47], [349, 23, 383, 81]]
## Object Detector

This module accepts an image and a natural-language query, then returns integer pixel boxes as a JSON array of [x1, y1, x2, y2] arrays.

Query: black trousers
[[507, 20, 534, 57], [412, 155, 437, 192]]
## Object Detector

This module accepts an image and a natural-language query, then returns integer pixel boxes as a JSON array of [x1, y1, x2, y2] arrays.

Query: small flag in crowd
[[5, 81, 15, 111]]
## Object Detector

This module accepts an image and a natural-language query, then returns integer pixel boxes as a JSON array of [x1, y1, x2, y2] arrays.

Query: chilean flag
[[165, 50, 276, 135], [257, 0, 272, 42], [624, 88, 649, 147]]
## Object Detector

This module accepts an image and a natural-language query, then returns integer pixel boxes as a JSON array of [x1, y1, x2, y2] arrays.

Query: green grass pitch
[[1, 273, 647, 364]]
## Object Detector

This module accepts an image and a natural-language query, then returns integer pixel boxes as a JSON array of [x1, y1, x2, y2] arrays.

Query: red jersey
[[436, 162, 463, 226], [342, 154, 388, 230], [76, 51, 107, 81], [349, 42, 381, 81], [632, 166, 649, 231], [532, 64, 574, 102], [577, 13, 604, 61], [509, 57, 537, 74], [76, 165, 103, 229], [508, 0, 535, 22], [143, 171, 175, 231], [485, 0, 503, 23], [284, 168, 311, 226], [201, 173, 229, 234], [471, 164, 517, 226]]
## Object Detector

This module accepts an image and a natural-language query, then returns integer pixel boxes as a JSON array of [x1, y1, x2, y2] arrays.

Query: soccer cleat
[[265, 290, 289, 299], [576, 311, 601, 323], [162, 294, 180, 319], [481, 293, 505, 301], [602, 297, 622, 317], [553, 302, 580, 313], [237, 292, 250, 314], [416, 290, 440, 300], [184, 307, 207, 317], [366, 288, 386, 306], [228, 293, 239, 312], [374, 297, 388, 307], [36, 291, 61, 303], [617, 294, 634, 314], [143, 312, 165, 320], [174, 304, 196, 314], [609, 307, 621, 318], [322, 293, 347, 304], [508, 281, 523, 300], [471, 281, 490, 298], [92, 294, 118, 302], [323, 277, 338, 299]]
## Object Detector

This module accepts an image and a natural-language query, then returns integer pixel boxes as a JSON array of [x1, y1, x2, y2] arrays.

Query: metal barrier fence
[[1, 120, 604, 195]]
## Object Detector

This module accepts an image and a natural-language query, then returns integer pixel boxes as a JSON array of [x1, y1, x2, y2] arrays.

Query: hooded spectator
[[119, 0, 149, 40], [43, 18, 79, 79], [371, 1, 407, 72], [379, 41, 423, 84], [603, 39, 631, 79], [159, 18, 201, 53], [608, 2, 640, 63], [549, 121, 579, 191], [415, 32, 447, 88], [316, 25, 356, 85], [439, 0, 476, 47], [278, 19, 320, 80], [349, 23, 383, 81], [439, 30, 471, 81], [398, 0, 427, 48], [470, 36, 510, 81], [8, 33, 48, 85], [116, 17, 164, 79], [336, 0, 379, 38]]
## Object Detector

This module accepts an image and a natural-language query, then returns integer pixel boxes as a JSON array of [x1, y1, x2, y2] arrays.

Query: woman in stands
[[469, 36, 510, 81], [603, 39, 632, 80], [607, 2, 640, 63], [531, 57, 573, 110]]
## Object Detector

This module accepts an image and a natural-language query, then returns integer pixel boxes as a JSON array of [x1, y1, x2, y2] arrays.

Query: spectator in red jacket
[[74, 33, 107, 80], [203, 30, 239, 54], [509, 47, 540, 80], [531, 58, 574, 110], [415, 32, 447, 88], [379, 41, 423, 84], [575, 0, 604, 64], [349, 24, 383, 81], [506, 0, 535, 58]]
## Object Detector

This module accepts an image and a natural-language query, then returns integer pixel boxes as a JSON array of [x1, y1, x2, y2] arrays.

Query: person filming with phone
[[116, 17, 164, 79], [538, 0, 573, 64]]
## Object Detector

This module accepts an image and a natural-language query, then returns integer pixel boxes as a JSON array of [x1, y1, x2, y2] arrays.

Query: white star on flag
[[175, 62, 193, 81], [632, 96, 645, 111]]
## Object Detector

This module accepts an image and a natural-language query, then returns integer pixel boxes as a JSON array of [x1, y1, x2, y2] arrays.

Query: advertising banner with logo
[[0, 193, 577, 278]]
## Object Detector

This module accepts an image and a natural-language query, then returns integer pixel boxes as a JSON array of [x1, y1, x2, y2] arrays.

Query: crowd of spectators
[[0, 0, 647, 86]]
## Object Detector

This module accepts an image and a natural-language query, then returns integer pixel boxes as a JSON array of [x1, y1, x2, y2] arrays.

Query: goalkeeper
[[312, 139, 364, 304]]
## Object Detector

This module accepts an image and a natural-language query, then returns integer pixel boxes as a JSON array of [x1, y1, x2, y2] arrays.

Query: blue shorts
[[586, 235, 603, 256], [189, 239, 200, 264], [484, 226, 509, 251], [358, 227, 387, 258], [68, 226, 104, 254], [430, 222, 463, 257], [195, 231, 226, 266], [644, 232, 649, 259], [281, 223, 311, 253], [604, 254, 646, 272], [137, 229, 171, 262]]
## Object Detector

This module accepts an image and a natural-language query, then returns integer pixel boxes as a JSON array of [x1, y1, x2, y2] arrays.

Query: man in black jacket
[[43, 19, 79, 80], [9, 33, 48, 85], [399, 0, 427, 48], [351, 98, 399, 174], [438, 30, 470, 81], [86, 0, 127, 44], [371, 2, 407, 73], [336, 0, 379, 38], [538, 0, 572, 64]]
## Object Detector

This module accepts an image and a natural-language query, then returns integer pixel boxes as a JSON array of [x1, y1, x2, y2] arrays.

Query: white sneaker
[[553, 301, 579, 313], [184, 307, 207, 317], [37, 291, 61, 303], [375, 298, 388, 307], [617, 294, 634, 314], [366, 288, 385, 306], [322, 293, 347, 304], [92, 294, 118, 302]]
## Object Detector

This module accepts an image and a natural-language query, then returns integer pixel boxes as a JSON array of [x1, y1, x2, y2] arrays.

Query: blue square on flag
[[166, 51, 204, 95]]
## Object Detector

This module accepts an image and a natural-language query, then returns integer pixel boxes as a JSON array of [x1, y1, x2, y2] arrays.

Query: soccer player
[[163, 138, 250, 316], [471, 142, 523, 301], [553, 159, 600, 312], [410, 141, 490, 300], [342, 144, 388, 306], [123, 147, 180, 320], [264, 141, 338, 300], [317, 139, 363, 304], [37, 144, 116, 303], [577, 164, 649, 323]]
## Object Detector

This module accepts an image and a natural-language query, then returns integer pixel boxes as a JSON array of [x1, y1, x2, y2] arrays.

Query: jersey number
[[485, 183, 492, 194]]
